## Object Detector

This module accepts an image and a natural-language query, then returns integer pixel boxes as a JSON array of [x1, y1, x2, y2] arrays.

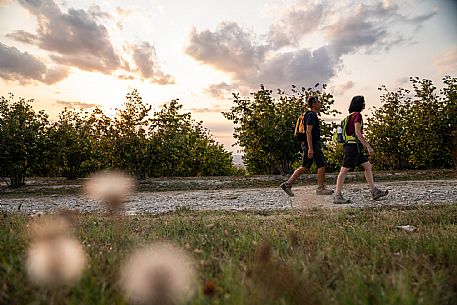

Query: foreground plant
[[25, 215, 86, 287], [84, 170, 136, 213], [120, 242, 197, 305]]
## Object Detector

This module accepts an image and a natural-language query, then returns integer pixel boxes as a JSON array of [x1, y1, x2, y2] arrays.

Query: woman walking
[[334, 96, 388, 204]]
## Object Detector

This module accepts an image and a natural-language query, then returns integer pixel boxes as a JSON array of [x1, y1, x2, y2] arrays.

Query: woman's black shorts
[[342, 143, 369, 168]]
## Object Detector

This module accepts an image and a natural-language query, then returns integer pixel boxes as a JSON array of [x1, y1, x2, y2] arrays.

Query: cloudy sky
[[0, 0, 456, 152]]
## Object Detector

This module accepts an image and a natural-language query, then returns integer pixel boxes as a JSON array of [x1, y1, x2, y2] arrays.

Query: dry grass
[[1, 204, 456, 304]]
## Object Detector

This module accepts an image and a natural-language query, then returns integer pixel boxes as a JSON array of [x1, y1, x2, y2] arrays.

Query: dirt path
[[1, 180, 456, 215]]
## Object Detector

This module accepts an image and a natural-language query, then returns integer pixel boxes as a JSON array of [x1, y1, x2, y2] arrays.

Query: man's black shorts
[[342, 143, 369, 168], [302, 145, 326, 169]]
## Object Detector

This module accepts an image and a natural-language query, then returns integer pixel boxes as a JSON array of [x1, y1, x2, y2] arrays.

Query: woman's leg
[[335, 167, 351, 194], [361, 161, 375, 191]]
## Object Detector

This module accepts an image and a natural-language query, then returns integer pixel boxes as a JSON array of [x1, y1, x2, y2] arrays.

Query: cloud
[[202, 121, 235, 135], [187, 105, 227, 114], [117, 74, 135, 80], [185, 22, 268, 79], [204, 82, 237, 99], [324, 2, 400, 55], [88, 4, 111, 20], [184, 1, 436, 91], [0, 42, 67, 84], [334, 80, 354, 94], [5, 1, 174, 85], [185, 23, 338, 89], [55, 100, 100, 109], [115, 6, 132, 17], [394, 76, 409, 87], [253, 46, 338, 88], [12, 0, 121, 74], [405, 8, 438, 29], [267, 1, 324, 48], [433, 46, 457, 74], [130, 42, 175, 85], [6, 30, 38, 44]]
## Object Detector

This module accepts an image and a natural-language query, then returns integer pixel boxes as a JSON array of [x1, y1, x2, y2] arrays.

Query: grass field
[[1, 205, 456, 305]]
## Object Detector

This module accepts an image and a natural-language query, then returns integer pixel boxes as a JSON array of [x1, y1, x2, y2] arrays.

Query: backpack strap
[[294, 114, 304, 138], [344, 112, 359, 144]]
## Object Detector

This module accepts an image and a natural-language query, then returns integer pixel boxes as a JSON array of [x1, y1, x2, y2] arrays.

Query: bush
[[223, 84, 339, 175]]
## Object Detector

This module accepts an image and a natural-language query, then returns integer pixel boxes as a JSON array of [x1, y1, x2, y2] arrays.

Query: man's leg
[[316, 166, 334, 195], [280, 166, 307, 197], [317, 166, 325, 188], [288, 166, 306, 185], [281, 145, 313, 197]]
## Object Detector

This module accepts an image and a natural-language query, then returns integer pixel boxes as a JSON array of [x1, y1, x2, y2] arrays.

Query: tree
[[223, 84, 339, 175], [111, 90, 151, 180], [47, 108, 92, 179], [149, 99, 234, 177], [85, 107, 115, 171], [366, 87, 412, 169], [366, 77, 456, 170], [441, 76, 457, 169], [0, 94, 49, 187]]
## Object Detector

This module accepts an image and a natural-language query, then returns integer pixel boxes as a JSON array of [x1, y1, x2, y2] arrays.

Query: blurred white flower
[[120, 243, 197, 305], [26, 236, 86, 286], [84, 170, 136, 212], [25, 215, 86, 287]]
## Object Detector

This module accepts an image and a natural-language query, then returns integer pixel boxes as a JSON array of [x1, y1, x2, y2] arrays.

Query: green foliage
[[46, 109, 92, 179], [148, 99, 234, 177], [111, 89, 151, 180], [323, 141, 344, 173], [1, 76, 455, 184], [0, 90, 235, 185], [441, 76, 457, 168], [366, 77, 457, 170], [0, 94, 49, 187], [223, 84, 339, 175]]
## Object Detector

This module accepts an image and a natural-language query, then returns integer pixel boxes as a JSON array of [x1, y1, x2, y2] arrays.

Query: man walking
[[334, 96, 388, 204], [280, 96, 333, 196]]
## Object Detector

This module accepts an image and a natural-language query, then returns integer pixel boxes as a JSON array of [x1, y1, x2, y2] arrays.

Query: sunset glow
[[1, 0, 456, 151]]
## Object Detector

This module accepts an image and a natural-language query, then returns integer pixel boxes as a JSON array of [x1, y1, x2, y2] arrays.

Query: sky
[[0, 0, 456, 153]]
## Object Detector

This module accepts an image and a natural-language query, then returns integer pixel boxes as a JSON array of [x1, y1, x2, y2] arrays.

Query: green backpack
[[333, 113, 359, 144]]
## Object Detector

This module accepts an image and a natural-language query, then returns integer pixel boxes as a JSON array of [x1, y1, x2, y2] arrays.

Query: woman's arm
[[354, 122, 374, 156]]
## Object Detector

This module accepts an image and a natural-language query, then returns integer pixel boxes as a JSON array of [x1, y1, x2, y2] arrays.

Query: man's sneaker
[[316, 185, 334, 195], [333, 193, 351, 204], [372, 187, 388, 200], [280, 182, 294, 197]]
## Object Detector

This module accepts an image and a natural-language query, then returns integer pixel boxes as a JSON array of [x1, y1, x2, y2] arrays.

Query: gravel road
[[1, 180, 456, 215]]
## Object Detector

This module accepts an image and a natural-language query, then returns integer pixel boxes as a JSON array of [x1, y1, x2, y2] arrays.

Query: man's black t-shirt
[[304, 111, 320, 147]]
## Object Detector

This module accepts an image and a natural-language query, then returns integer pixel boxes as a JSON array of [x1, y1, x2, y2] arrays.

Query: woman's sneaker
[[316, 185, 334, 195], [333, 193, 351, 204], [280, 182, 294, 197], [371, 187, 388, 200]]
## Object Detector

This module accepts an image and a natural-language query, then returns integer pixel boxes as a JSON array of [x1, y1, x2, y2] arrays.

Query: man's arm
[[306, 124, 314, 158], [354, 122, 374, 156]]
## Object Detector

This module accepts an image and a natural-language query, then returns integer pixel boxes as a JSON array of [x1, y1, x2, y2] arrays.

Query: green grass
[[1, 205, 457, 305]]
